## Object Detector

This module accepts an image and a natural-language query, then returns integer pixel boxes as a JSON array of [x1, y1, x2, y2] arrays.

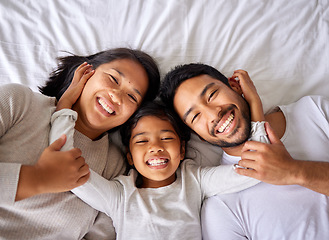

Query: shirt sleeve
[[249, 121, 270, 144], [0, 84, 30, 204], [71, 169, 123, 217], [49, 109, 77, 151]]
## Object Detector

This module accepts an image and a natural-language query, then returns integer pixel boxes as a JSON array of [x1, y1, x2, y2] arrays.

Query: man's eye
[[191, 113, 200, 124], [208, 89, 218, 102]]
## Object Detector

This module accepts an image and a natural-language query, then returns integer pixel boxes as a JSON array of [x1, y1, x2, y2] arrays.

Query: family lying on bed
[[1, 47, 328, 239]]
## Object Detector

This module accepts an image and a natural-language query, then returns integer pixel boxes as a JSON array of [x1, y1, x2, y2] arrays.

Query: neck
[[222, 144, 244, 157]]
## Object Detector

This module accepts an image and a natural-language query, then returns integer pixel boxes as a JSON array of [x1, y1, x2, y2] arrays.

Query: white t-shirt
[[49, 107, 269, 240], [201, 95, 329, 240]]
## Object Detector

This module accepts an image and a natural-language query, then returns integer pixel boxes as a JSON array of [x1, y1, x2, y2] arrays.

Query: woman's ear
[[180, 141, 186, 160], [228, 77, 243, 95], [126, 152, 134, 166]]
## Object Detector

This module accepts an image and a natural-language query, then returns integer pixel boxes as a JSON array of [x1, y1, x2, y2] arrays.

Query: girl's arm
[[229, 70, 265, 122], [71, 169, 123, 217]]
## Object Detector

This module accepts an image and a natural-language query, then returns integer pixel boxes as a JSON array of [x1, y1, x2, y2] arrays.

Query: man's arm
[[236, 122, 329, 196]]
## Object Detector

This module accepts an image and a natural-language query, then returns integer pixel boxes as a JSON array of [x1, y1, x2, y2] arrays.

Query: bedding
[[0, 0, 328, 158]]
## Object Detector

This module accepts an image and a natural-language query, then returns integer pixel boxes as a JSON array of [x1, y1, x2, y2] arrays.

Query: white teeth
[[98, 98, 114, 114], [218, 113, 234, 133], [147, 158, 168, 166]]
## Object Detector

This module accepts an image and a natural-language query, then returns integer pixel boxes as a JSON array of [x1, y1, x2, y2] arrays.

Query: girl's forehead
[[132, 116, 176, 134]]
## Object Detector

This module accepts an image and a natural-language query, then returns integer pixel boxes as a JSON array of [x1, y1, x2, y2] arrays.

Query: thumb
[[265, 122, 281, 144], [49, 134, 67, 151]]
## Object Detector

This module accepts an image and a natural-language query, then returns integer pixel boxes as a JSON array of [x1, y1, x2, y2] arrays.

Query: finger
[[68, 148, 83, 159], [242, 140, 264, 152], [238, 159, 257, 170], [265, 122, 281, 145], [76, 62, 88, 71], [235, 167, 258, 178], [76, 172, 90, 186], [72, 64, 92, 84], [49, 134, 67, 151], [78, 163, 90, 176]]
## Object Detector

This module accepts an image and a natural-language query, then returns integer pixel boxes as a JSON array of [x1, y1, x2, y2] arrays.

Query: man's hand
[[235, 122, 297, 185], [16, 135, 90, 201]]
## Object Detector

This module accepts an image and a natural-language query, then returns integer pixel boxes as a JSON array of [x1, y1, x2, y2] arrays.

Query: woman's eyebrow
[[112, 68, 142, 98]]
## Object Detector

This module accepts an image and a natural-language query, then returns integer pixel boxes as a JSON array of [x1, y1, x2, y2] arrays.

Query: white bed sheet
[[1, 0, 328, 112]]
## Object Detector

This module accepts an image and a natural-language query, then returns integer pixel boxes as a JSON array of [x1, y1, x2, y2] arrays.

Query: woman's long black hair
[[39, 48, 160, 102]]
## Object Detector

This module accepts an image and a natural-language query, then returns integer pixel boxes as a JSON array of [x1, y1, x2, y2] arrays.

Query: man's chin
[[208, 135, 249, 148]]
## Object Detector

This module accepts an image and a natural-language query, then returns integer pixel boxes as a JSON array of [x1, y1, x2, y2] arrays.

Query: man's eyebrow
[[182, 82, 215, 122], [113, 68, 142, 98]]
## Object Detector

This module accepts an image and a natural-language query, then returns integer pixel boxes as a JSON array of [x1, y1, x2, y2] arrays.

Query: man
[[160, 63, 329, 239]]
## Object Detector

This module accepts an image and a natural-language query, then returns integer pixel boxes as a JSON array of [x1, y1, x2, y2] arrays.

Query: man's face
[[173, 74, 251, 148]]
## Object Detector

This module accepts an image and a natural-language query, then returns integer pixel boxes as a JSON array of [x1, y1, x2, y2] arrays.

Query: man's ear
[[180, 141, 186, 160], [126, 152, 134, 166], [228, 77, 243, 95]]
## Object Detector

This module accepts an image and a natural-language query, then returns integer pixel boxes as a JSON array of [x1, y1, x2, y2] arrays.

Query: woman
[[0, 48, 160, 240]]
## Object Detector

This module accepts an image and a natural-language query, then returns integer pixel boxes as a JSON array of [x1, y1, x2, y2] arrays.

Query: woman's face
[[73, 58, 149, 139]]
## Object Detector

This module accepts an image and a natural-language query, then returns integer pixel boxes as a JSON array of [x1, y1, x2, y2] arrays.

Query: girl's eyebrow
[[131, 132, 146, 140], [131, 129, 176, 140]]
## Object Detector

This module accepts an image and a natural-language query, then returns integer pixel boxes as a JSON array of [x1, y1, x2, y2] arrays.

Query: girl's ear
[[228, 77, 243, 95], [126, 152, 134, 166], [180, 141, 186, 160]]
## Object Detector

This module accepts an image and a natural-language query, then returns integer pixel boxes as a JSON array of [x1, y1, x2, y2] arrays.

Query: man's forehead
[[176, 74, 219, 95]]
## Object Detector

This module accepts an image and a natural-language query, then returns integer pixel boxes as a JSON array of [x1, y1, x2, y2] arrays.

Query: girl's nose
[[149, 141, 164, 153]]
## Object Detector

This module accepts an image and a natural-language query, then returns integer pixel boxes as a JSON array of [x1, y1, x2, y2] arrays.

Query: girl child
[[47, 71, 269, 239], [0, 48, 160, 239]]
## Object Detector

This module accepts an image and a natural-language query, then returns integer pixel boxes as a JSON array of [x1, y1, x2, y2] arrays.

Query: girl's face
[[128, 116, 185, 188], [73, 59, 149, 139]]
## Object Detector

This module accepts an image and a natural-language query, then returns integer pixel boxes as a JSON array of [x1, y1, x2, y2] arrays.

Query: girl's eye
[[208, 89, 218, 102], [161, 137, 174, 141], [191, 112, 200, 124], [135, 140, 148, 144]]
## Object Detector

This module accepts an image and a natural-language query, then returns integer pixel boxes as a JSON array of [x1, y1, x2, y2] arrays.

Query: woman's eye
[[208, 89, 218, 102], [109, 74, 118, 84], [128, 93, 138, 103], [191, 113, 200, 124]]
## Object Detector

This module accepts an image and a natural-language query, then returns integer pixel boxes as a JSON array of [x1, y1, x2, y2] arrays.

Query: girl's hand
[[56, 62, 94, 110], [16, 135, 90, 201], [229, 70, 265, 121]]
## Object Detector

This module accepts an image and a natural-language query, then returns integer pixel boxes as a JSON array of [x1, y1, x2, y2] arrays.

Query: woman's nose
[[108, 89, 122, 106]]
